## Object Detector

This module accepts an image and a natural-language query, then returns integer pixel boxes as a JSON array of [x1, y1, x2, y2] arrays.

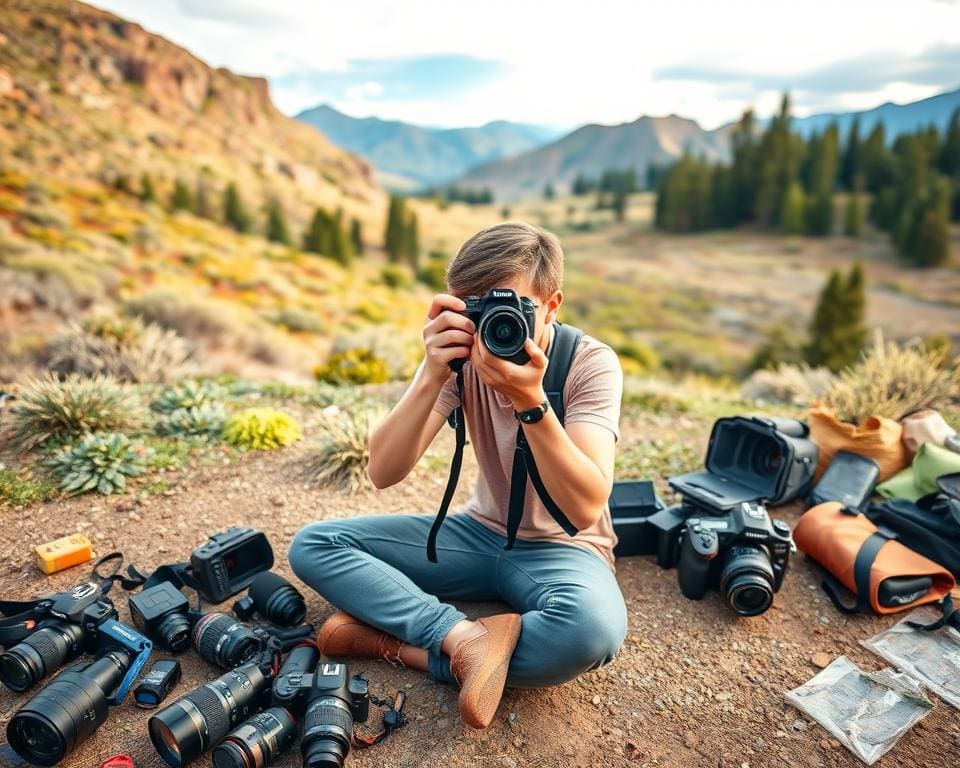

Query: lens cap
[[99, 757, 135, 768]]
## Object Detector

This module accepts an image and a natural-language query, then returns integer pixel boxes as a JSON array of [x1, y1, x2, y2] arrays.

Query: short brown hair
[[445, 221, 564, 299]]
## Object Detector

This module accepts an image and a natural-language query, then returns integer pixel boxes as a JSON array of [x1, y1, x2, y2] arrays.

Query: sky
[[92, 0, 960, 132]]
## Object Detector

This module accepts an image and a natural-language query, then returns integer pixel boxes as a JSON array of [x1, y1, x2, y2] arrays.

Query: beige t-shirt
[[432, 327, 623, 573]]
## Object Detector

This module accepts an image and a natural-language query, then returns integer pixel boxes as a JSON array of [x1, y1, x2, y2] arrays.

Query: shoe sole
[[459, 614, 522, 729]]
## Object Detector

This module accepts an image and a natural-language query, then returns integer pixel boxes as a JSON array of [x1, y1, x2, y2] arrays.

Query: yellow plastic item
[[34, 533, 94, 575]]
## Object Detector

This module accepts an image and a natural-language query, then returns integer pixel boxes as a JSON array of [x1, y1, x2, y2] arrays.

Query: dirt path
[[1, 439, 958, 768]]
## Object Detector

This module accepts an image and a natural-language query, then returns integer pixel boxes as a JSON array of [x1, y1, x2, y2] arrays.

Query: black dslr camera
[[451, 288, 537, 370], [676, 501, 793, 616]]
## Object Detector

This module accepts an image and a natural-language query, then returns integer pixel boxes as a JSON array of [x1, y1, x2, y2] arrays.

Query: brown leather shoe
[[316, 611, 407, 667], [450, 613, 522, 729]]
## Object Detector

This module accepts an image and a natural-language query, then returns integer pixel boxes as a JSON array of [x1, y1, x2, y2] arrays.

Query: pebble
[[792, 719, 808, 732], [592, 695, 601, 705], [684, 732, 699, 748], [811, 652, 831, 668], [498, 759, 517, 768], [715, 692, 733, 701]]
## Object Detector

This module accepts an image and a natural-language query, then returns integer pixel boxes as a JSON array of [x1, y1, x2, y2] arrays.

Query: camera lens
[[249, 572, 306, 627], [192, 613, 263, 669], [0, 623, 85, 692], [6, 652, 129, 766], [212, 707, 297, 768], [149, 662, 270, 768], [719, 544, 775, 617], [157, 613, 191, 653], [301, 697, 354, 768], [747, 438, 783, 477], [479, 308, 526, 358]]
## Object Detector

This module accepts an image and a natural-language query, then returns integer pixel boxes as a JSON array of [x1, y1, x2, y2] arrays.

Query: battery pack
[[34, 533, 94, 575]]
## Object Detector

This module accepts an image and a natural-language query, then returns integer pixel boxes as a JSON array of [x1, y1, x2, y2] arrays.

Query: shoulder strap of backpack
[[541, 322, 583, 425]]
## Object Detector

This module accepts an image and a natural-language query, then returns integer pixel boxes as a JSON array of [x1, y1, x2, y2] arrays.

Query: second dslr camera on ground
[[612, 416, 818, 616]]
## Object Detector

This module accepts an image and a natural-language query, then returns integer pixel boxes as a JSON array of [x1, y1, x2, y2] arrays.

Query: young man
[[289, 221, 627, 730]]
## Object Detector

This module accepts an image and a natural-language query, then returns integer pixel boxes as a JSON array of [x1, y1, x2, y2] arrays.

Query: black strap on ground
[[427, 367, 466, 563], [821, 529, 894, 614], [0, 600, 44, 646], [91, 553, 204, 610], [906, 593, 960, 632]]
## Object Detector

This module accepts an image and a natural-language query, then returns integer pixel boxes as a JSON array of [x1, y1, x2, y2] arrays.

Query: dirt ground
[[1, 427, 959, 768]]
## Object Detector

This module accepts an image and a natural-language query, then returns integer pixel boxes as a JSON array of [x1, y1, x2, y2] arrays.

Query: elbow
[[366, 460, 397, 490]]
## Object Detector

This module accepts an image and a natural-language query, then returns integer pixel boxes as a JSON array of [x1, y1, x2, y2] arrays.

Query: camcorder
[[0, 582, 152, 766], [610, 416, 817, 616], [450, 288, 537, 371], [189, 527, 275, 604]]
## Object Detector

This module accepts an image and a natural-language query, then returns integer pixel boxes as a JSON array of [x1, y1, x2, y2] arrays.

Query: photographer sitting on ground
[[289, 221, 627, 729]]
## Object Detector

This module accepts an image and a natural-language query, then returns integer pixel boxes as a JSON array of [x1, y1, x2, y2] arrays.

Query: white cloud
[[344, 81, 384, 100], [91, 0, 960, 129]]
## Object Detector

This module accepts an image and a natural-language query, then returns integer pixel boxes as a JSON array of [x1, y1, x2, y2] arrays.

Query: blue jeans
[[288, 512, 628, 689]]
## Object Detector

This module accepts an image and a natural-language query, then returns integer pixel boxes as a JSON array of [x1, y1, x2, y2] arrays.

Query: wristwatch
[[514, 400, 549, 424]]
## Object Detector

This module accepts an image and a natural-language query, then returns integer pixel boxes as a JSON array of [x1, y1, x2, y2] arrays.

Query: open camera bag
[[794, 501, 956, 616]]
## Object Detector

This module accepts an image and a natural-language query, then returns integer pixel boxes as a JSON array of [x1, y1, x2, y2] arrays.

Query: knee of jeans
[[553, 596, 627, 670], [288, 521, 348, 577]]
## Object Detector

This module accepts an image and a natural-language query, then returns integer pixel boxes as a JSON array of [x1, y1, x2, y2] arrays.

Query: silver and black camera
[[450, 288, 537, 370]]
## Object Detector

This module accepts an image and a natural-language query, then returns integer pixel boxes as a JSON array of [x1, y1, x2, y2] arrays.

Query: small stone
[[819, 738, 831, 749], [436, 718, 450, 729], [819, 615, 830, 624], [498, 759, 517, 768], [811, 652, 831, 668], [715, 692, 733, 701], [792, 719, 808, 732], [591, 695, 601, 705], [684, 732, 699, 748]]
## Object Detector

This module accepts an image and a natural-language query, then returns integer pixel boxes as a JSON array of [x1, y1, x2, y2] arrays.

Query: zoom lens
[[0, 622, 85, 692], [719, 544, 775, 617], [149, 662, 270, 768], [6, 651, 129, 766], [212, 707, 297, 768], [301, 697, 354, 768], [192, 613, 263, 669], [479, 308, 526, 358], [249, 572, 306, 627], [157, 613, 191, 653]]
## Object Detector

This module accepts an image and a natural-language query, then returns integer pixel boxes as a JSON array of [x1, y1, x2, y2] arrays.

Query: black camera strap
[[0, 599, 46, 646], [92, 552, 204, 610], [427, 322, 583, 563]]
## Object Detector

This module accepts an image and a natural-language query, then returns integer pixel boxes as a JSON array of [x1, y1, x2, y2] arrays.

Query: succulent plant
[[45, 432, 152, 496]]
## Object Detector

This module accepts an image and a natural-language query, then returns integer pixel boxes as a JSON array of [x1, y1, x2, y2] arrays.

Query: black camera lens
[[6, 651, 129, 766], [0, 622, 85, 692], [479, 308, 526, 358], [747, 437, 783, 477], [301, 697, 354, 768], [212, 707, 297, 768], [149, 662, 270, 768], [248, 572, 306, 627], [192, 613, 264, 669], [157, 613, 191, 653], [719, 544, 775, 617]]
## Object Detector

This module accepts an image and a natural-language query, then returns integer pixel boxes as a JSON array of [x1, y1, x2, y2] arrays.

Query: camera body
[[190, 527, 274, 603], [128, 582, 191, 653], [451, 288, 537, 370], [675, 501, 793, 616]]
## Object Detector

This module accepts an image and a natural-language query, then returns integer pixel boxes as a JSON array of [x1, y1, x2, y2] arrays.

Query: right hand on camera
[[422, 293, 475, 384]]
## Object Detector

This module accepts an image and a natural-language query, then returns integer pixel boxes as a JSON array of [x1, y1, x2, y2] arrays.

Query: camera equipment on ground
[[246, 571, 307, 627], [134, 659, 182, 709], [129, 582, 192, 653], [191, 613, 265, 669]]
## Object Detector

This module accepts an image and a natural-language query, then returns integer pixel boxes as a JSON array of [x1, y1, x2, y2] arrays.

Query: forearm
[[368, 361, 446, 488], [520, 411, 611, 530]]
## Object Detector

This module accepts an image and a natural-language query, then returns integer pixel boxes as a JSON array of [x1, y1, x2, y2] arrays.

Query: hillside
[[296, 103, 559, 190], [452, 114, 730, 201]]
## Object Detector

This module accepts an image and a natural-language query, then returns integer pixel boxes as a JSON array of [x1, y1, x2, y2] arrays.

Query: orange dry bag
[[794, 502, 955, 615]]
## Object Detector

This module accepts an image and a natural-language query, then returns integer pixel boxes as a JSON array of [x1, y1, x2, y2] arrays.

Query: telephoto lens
[[719, 544, 776, 617], [211, 707, 297, 768], [6, 650, 130, 766], [148, 661, 271, 768], [0, 621, 85, 692], [191, 613, 264, 669], [248, 572, 307, 627]]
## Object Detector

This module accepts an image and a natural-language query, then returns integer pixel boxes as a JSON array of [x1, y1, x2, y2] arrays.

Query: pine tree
[[805, 192, 833, 236], [840, 117, 862, 190], [779, 181, 807, 234], [403, 210, 420, 269], [194, 176, 213, 219], [939, 108, 960, 177], [265, 199, 290, 245], [911, 178, 951, 267], [844, 183, 864, 237], [330, 208, 354, 266], [140, 173, 156, 203], [303, 207, 333, 254], [171, 178, 192, 212], [223, 182, 251, 233], [384, 196, 406, 263], [350, 218, 363, 254], [612, 187, 627, 221], [804, 264, 866, 371], [543, 182, 555, 200]]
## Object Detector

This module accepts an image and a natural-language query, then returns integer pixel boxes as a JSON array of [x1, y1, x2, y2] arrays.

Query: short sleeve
[[432, 368, 461, 419], [562, 340, 623, 442]]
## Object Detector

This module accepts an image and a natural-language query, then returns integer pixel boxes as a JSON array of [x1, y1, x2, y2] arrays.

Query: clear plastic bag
[[785, 655, 933, 765], [862, 606, 960, 709]]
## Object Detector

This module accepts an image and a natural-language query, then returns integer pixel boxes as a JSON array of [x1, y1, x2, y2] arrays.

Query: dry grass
[[302, 405, 385, 493], [740, 364, 836, 406]]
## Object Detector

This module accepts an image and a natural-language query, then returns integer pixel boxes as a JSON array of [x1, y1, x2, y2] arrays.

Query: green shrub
[[45, 433, 152, 496], [223, 408, 302, 450], [314, 348, 390, 385], [271, 308, 323, 334], [303, 407, 383, 492], [416, 258, 447, 291], [380, 264, 413, 289], [0, 468, 55, 507], [4, 373, 145, 453], [156, 404, 228, 437], [615, 339, 660, 373], [151, 380, 225, 414]]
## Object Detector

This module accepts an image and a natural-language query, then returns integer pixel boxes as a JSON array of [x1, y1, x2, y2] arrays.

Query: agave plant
[[155, 403, 229, 437], [45, 432, 152, 496], [4, 373, 145, 453], [303, 406, 385, 493]]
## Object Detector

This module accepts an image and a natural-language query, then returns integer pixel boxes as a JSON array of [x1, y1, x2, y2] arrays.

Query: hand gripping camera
[[676, 501, 793, 616], [450, 288, 537, 371]]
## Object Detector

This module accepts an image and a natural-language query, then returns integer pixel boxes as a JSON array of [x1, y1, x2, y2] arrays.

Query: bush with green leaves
[[155, 403, 228, 437], [4, 373, 145, 453], [223, 408, 302, 450], [313, 348, 390, 385], [45, 433, 152, 496], [303, 407, 384, 492], [0, 468, 55, 507], [151, 380, 225, 414]]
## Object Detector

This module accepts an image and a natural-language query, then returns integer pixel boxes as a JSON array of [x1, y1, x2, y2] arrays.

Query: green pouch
[[878, 443, 960, 501]]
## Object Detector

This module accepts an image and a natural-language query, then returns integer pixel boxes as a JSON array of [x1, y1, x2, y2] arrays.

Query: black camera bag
[[669, 415, 818, 511]]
